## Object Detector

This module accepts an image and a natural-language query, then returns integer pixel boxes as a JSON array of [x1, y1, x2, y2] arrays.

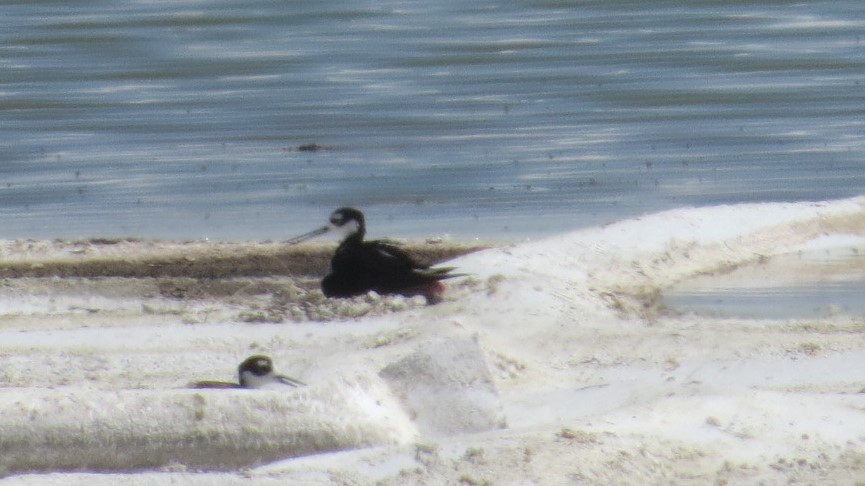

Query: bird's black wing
[[366, 239, 430, 270], [367, 239, 465, 280]]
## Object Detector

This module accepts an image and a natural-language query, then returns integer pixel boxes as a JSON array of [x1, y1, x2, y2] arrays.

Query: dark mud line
[[0, 243, 486, 280]]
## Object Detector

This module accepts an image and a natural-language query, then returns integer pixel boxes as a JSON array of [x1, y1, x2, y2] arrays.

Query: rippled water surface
[[1, 0, 863, 240]]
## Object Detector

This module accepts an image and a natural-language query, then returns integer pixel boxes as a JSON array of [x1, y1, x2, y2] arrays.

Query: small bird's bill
[[285, 225, 330, 245], [276, 374, 307, 387]]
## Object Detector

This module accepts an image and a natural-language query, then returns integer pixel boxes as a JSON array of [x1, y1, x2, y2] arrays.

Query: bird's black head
[[238, 355, 273, 379], [285, 207, 368, 246], [329, 207, 366, 239]]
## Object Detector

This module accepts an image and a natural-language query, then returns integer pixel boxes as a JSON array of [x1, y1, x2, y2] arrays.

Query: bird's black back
[[322, 236, 451, 297]]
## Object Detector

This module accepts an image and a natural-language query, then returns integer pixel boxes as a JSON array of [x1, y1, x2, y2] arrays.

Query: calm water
[[1, 0, 863, 240]]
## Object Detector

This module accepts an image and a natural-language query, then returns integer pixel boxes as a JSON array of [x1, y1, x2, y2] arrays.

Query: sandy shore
[[2, 198, 865, 484]]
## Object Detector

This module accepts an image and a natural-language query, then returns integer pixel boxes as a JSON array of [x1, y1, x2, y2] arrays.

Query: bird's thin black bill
[[277, 374, 307, 387], [285, 226, 329, 245]]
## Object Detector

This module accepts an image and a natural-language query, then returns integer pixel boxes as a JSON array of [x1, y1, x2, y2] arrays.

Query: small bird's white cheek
[[332, 219, 360, 238]]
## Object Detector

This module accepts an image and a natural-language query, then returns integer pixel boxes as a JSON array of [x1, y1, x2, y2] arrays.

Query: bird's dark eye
[[330, 213, 344, 225]]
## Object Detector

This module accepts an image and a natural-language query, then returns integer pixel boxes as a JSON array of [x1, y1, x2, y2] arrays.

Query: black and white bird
[[237, 354, 306, 389], [286, 207, 461, 303], [190, 355, 305, 389]]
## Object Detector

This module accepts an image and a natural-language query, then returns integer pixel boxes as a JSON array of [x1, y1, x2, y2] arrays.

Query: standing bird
[[286, 207, 461, 303], [190, 355, 305, 389]]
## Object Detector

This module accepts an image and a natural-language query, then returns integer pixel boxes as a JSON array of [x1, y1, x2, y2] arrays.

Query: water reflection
[[664, 247, 865, 319]]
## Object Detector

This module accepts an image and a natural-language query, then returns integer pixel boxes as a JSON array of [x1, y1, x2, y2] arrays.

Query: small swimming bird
[[286, 207, 461, 303], [190, 355, 305, 389]]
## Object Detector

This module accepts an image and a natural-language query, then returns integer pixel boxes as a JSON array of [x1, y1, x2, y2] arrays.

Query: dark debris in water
[[283, 143, 331, 153]]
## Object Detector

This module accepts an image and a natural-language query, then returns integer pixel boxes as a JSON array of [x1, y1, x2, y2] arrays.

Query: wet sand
[[0, 239, 486, 325]]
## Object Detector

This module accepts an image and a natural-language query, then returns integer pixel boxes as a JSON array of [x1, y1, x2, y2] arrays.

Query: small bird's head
[[285, 207, 367, 245], [238, 355, 274, 386], [237, 354, 306, 389], [328, 207, 365, 239]]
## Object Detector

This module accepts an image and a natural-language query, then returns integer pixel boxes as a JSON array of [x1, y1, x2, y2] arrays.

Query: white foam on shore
[[2, 196, 865, 484]]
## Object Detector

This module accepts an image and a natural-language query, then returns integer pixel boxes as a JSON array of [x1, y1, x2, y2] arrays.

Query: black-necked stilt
[[190, 355, 305, 389], [237, 355, 306, 389], [287, 207, 461, 303]]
